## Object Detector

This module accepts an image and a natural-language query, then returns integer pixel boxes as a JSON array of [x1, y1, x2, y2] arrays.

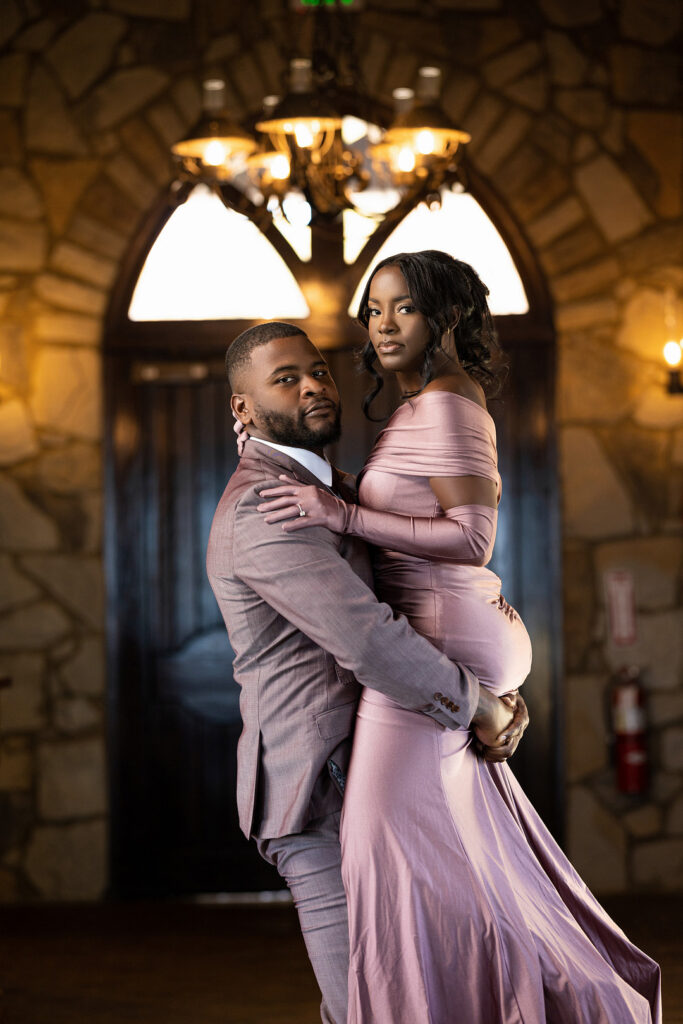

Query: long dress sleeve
[[346, 392, 501, 565]]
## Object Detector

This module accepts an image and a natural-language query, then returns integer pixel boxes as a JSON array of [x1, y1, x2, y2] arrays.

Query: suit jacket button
[[434, 692, 443, 701], [453, 704, 459, 712]]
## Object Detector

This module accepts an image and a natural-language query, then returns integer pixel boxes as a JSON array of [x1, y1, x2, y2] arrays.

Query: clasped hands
[[473, 689, 528, 763], [257, 475, 529, 763]]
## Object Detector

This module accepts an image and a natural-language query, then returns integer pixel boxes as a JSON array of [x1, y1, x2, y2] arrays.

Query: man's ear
[[231, 393, 253, 426]]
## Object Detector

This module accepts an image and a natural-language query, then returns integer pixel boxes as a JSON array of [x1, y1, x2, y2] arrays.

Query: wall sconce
[[663, 340, 683, 394], [663, 289, 683, 394]]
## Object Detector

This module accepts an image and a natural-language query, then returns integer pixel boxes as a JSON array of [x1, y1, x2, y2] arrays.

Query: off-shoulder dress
[[340, 391, 661, 1024]]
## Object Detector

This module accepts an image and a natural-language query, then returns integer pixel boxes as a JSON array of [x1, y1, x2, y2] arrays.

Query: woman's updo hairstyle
[[356, 249, 507, 419]]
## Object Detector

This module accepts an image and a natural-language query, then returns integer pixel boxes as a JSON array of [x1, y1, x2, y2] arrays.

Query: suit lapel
[[331, 465, 358, 504]]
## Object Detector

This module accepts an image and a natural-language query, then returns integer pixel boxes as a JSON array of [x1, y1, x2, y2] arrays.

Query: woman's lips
[[378, 342, 403, 354]]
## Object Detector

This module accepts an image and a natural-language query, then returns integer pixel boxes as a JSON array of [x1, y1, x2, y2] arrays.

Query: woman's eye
[[398, 304, 415, 314], [368, 308, 380, 317]]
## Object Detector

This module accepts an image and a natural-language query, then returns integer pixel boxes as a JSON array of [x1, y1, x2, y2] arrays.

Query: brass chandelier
[[171, 53, 471, 226]]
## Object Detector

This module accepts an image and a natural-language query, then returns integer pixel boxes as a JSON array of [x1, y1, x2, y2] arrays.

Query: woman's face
[[366, 265, 431, 378]]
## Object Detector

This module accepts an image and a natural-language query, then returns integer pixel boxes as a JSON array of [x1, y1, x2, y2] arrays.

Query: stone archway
[[1, 0, 681, 899]]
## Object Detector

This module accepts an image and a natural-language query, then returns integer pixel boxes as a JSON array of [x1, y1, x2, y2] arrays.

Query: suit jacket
[[206, 439, 479, 840]]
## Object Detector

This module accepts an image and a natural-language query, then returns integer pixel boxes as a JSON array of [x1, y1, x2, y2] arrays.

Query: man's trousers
[[257, 811, 349, 1024]]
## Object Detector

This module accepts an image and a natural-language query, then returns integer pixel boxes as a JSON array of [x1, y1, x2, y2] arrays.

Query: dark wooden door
[[106, 333, 561, 898], [106, 354, 284, 896], [486, 337, 563, 830]]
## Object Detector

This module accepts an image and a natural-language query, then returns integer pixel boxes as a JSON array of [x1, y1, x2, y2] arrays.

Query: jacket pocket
[[315, 701, 357, 740]]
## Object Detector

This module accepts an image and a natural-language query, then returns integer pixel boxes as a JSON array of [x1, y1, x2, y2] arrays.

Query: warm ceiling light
[[369, 89, 416, 177], [171, 57, 470, 221], [172, 79, 256, 174], [397, 147, 417, 173], [246, 96, 292, 192], [256, 59, 342, 152], [247, 149, 292, 187], [341, 116, 369, 145], [383, 67, 470, 159], [663, 340, 682, 368]]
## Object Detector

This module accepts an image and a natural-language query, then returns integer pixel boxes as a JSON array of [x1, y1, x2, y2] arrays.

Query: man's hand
[[471, 690, 529, 763]]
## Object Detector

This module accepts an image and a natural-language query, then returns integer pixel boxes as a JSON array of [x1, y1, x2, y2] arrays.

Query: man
[[206, 322, 527, 1024]]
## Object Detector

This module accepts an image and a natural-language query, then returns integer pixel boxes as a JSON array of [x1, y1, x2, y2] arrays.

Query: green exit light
[[291, 0, 364, 9]]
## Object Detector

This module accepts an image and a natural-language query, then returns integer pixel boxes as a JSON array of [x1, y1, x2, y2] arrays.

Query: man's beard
[[254, 403, 342, 449]]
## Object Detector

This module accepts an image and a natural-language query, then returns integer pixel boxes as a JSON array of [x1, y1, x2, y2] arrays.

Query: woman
[[258, 251, 661, 1023]]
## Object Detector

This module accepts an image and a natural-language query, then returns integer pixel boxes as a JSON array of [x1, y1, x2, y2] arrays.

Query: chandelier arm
[[316, 128, 338, 160], [211, 181, 274, 236], [167, 178, 195, 209], [303, 142, 370, 217]]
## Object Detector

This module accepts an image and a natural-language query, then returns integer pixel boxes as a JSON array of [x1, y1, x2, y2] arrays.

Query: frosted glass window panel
[[128, 185, 310, 321], [343, 189, 402, 265], [343, 208, 376, 266], [348, 190, 528, 317], [271, 203, 312, 262]]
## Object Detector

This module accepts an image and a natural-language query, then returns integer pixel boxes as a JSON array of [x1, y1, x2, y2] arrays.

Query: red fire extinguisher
[[610, 666, 649, 795]]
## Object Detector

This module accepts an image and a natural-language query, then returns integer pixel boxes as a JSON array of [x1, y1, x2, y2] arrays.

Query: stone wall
[[0, 0, 681, 899]]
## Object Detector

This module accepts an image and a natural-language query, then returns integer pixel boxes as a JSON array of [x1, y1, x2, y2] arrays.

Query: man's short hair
[[226, 322, 307, 392]]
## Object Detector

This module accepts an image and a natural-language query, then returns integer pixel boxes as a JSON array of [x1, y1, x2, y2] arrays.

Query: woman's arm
[[258, 475, 498, 566]]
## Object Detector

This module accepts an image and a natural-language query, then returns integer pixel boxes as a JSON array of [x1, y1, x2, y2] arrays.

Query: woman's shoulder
[[403, 375, 493, 430], [371, 375, 498, 478], [420, 373, 487, 409]]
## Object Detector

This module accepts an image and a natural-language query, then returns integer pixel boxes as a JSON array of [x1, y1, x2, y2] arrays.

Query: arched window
[[128, 185, 310, 321], [347, 189, 528, 316], [126, 184, 528, 326]]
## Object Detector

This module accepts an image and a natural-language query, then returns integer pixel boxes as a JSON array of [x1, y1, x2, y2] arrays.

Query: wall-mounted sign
[[290, 0, 364, 9], [604, 569, 637, 646]]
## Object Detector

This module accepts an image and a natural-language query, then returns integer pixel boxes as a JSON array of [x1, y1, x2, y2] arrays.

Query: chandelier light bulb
[[663, 340, 683, 368], [397, 147, 416, 173], [203, 139, 228, 166], [294, 122, 315, 148], [342, 116, 368, 145], [271, 154, 291, 180], [283, 192, 312, 226], [416, 130, 436, 155]]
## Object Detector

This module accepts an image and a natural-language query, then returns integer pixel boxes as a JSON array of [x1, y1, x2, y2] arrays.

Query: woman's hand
[[472, 706, 515, 751], [499, 689, 518, 710], [475, 692, 529, 763], [258, 475, 349, 534]]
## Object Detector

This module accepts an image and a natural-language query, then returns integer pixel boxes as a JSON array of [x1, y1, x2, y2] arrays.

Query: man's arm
[[228, 486, 501, 733]]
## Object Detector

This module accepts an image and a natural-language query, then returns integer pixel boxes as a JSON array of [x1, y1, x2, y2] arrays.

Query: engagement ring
[[297, 503, 306, 517]]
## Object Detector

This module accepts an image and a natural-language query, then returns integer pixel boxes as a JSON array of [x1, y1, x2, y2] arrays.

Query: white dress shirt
[[250, 437, 333, 488]]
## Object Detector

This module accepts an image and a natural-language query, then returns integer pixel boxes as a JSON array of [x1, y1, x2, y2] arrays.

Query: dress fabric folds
[[341, 391, 661, 1024]]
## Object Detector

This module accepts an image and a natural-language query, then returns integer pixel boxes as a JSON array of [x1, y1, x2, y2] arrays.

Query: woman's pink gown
[[341, 391, 661, 1024]]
